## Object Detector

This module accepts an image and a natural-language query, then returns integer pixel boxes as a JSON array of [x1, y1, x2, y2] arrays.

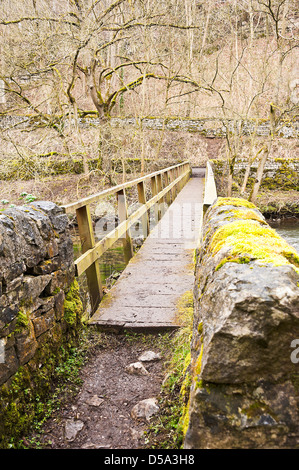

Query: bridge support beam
[[76, 204, 103, 313]]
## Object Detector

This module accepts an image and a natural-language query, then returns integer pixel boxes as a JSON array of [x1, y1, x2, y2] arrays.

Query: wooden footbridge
[[62, 162, 216, 331]]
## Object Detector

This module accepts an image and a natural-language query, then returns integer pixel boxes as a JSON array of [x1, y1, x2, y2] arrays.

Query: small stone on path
[[85, 395, 105, 407], [131, 398, 159, 422], [65, 419, 84, 441], [125, 362, 149, 376], [138, 351, 162, 362]]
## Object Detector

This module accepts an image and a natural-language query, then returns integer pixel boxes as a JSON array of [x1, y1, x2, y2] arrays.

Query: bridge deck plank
[[89, 173, 204, 332]]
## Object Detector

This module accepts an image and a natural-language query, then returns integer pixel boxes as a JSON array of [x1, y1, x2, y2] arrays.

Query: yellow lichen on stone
[[195, 343, 204, 376], [180, 397, 191, 437]]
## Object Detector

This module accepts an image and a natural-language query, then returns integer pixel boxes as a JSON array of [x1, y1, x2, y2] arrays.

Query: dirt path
[[35, 333, 171, 449]]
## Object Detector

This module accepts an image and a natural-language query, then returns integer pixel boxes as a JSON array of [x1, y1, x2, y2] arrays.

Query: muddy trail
[[30, 331, 177, 450]]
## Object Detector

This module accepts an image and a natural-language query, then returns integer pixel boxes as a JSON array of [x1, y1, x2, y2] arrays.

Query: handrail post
[[151, 175, 159, 225], [173, 167, 179, 197], [165, 170, 172, 205], [137, 181, 150, 238], [116, 189, 134, 264], [183, 162, 191, 188], [170, 169, 176, 202], [76, 204, 103, 313], [178, 165, 184, 192], [156, 173, 164, 220]]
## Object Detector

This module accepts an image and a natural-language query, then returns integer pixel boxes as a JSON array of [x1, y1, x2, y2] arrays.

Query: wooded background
[[0, 0, 298, 200]]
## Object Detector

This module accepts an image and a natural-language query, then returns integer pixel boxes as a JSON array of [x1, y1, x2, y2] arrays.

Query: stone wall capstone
[[184, 198, 299, 449]]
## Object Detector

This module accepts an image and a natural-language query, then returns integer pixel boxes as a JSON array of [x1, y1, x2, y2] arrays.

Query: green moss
[[211, 158, 299, 192], [15, 309, 29, 334], [0, 157, 100, 181], [215, 255, 251, 271], [241, 401, 277, 421], [175, 290, 194, 328], [215, 197, 256, 209], [63, 279, 83, 327], [0, 324, 86, 448], [230, 209, 266, 224], [210, 218, 299, 273]]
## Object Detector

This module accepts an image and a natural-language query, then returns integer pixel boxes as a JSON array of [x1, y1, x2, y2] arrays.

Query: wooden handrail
[[62, 161, 189, 214], [62, 161, 191, 314]]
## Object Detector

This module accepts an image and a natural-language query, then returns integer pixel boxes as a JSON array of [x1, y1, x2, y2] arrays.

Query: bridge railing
[[62, 161, 191, 313], [203, 161, 217, 215]]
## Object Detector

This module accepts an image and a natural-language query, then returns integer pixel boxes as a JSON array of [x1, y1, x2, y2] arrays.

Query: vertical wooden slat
[[116, 189, 134, 264], [76, 204, 103, 314], [185, 162, 191, 185], [137, 181, 150, 238]]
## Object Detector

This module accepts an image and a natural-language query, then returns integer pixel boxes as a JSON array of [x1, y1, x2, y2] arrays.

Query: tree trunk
[[240, 145, 265, 196], [240, 162, 252, 196], [249, 145, 270, 203], [227, 172, 233, 197], [249, 105, 275, 203], [73, 102, 89, 175]]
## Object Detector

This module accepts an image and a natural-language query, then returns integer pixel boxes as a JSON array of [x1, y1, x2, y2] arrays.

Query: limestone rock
[[65, 419, 84, 441], [199, 263, 299, 384], [32, 308, 55, 338], [125, 362, 149, 376], [184, 198, 299, 449], [138, 351, 161, 362], [30, 201, 69, 233], [15, 320, 38, 366], [85, 395, 105, 407], [131, 398, 159, 422]]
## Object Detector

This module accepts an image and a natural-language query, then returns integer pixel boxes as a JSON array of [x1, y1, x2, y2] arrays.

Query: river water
[[269, 220, 299, 253]]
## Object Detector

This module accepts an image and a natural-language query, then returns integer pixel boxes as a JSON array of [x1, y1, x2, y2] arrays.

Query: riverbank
[[249, 190, 299, 220]]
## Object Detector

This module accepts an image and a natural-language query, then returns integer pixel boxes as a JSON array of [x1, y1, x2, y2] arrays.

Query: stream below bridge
[[269, 219, 299, 253]]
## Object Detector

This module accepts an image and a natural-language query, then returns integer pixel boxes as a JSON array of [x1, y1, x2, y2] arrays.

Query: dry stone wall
[[0, 201, 81, 446], [211, 157, 299, 192], [184, 198, 299, 449], [0, 115, 298, 138]]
